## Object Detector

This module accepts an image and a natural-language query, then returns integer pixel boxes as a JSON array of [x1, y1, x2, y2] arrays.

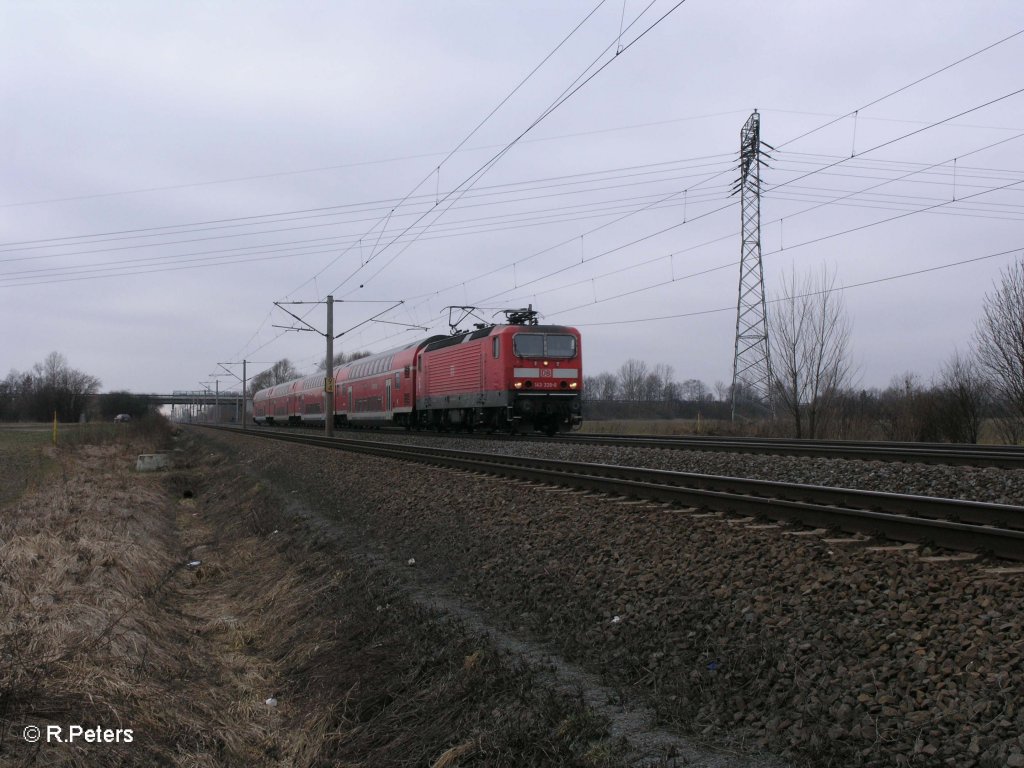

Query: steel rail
[[552, 433, 1024, 468], [200, 425, 1024, 561], [243, 422, 1024, 467]]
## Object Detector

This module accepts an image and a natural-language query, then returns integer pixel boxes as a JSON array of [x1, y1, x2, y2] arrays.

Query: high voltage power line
[[297, 122, 1024, 359], [25, 15, 999, 368], [565, 245, 1024, 328], [463, 94, 1024, 310], [5, 149, 1021, 260], [0, 156, 736, 256], [5, 151, 1022, 287], [313, 0, 691, 304], [231, 0, 692, 362], [325, 33, 1024, 348], [477, 134, 1024, 323]]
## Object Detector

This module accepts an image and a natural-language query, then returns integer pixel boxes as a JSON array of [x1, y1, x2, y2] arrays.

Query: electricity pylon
[[731, 110, 774, 420]]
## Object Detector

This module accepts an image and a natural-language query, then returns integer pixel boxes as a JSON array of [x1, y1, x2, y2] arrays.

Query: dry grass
[[0, 443, 183, 765], [0, 428, 625, 767], [0, 425, 58, 508], [581, 417, 742, 436]]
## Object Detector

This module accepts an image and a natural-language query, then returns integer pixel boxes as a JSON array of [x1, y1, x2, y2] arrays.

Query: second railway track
[[546, 432, 1024, 468], [204, 425, 1024, 561]]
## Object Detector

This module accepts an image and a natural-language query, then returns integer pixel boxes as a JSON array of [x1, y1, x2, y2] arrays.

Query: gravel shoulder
[[205, 427, 1024, 768]]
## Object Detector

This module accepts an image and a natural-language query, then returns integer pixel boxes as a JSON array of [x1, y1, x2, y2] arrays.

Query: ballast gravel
[[314, 430, 1024, 506], [207, 429, 1024, 768]]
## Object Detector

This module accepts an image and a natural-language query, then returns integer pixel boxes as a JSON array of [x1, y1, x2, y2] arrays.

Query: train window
[[545, 334, 577, 358], [513, 333, 576, 358], [492, 337, 500, 358], [395, 372, 400, 387], [513, 334, 545, 358]]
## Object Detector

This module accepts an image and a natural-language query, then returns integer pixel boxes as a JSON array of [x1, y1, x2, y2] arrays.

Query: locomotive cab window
[[513, 333, 576, 359], [512, 334, 545, 358], [492, 337, 500, 358], [545, 334, 576, 358]]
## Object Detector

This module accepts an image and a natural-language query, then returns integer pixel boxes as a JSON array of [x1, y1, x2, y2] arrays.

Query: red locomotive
[[252, 308, 583, 435]]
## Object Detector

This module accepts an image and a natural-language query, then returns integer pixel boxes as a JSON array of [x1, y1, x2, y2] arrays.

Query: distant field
[[0, 424, 56, 507], [581, 417, 732, 436], [0, 421, 137, 507]]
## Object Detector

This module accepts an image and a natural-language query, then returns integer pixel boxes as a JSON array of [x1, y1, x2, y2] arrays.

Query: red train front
[[416, 312, 583, 434]]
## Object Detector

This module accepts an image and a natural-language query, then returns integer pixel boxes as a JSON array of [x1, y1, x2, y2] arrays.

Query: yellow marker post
[[52, 411, 57, 446]]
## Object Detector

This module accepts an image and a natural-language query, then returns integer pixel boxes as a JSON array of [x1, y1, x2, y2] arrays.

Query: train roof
[[339, 336, 445, 367], [423, 324, 576, 353]]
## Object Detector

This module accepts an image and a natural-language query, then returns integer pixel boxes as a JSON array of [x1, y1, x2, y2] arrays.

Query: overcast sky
[[3, 1, 1024, 395]]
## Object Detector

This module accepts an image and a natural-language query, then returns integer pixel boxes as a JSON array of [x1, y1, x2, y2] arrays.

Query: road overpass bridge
[[123, 390, 244, 406], [94, 390, 247, 423]]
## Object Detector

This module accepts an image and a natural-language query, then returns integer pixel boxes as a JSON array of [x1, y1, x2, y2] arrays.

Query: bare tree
[[642, 371, 663, 401], [618, 359, 649, 402], [663, 378, 681, 402], [319, 350, 372, 372], [680, 379, 708, 402], [877, 372, 938, 441], [16, 352, 101, 422], [975, 259, 1024, 440], [935, 351, 991, 443], [652, 363, 675, 400], [249, 358, 302, 394], [593, 371, 619, 400], [768, 265, 855, 438]]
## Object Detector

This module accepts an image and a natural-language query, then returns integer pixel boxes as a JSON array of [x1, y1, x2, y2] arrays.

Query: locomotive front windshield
[[513, 333, 577, 358]]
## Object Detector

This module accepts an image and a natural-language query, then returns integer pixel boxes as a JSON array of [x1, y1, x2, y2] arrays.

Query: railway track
[[246, 422, 1024, 468], [551, 433, 1024, 468], [203, 425, 1024, 561]]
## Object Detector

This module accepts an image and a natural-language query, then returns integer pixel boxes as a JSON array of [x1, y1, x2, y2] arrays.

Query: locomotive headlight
[[514, 381, 523, 389], [569, 382, 578, 389]]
